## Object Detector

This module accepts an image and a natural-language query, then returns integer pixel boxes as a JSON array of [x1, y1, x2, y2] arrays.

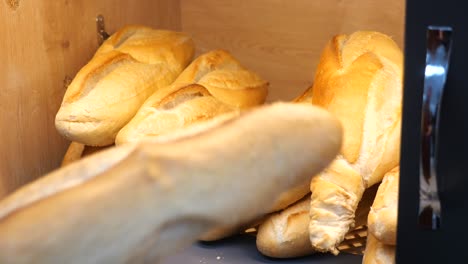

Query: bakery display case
[[3, 0, 461, 263]]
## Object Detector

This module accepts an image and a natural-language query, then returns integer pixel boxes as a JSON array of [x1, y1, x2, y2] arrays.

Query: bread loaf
[[362, 233, 396, 264], [307, 31, 403, 254], [115, 49, 268, 145], [198, 69, 318, 242], [61, 142, 112, 167], [61, 142, 86, 167], [55, 26, 195, 146], [197, 81, 335, 244], [0, 103, 342, 264], [199, 181, 311, 242], [256, 183, 379, 258], [256, 195, 313, 258], [368, 167, 399, 245]]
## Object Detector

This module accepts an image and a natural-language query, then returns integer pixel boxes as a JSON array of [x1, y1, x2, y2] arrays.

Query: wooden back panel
[[180, 0, 405, 101], [0, 0, 180, 197]]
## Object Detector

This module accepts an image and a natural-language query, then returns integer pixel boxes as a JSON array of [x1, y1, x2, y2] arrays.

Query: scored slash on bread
[[55, 26, 195, 146], [115, 49, 269, 145], [0, 103, 342, 264], [304, 31, 403, 254]]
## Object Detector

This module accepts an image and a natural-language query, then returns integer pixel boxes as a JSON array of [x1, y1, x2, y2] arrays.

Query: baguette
[[197, 83, 330, 243], [362, 233, 396, 264], [307, 31, 403, 254], [60, 142, 86, 167], [367, 167, 399, 245], [61, 142, 111, 167], [55, 26, 195, 146], [256, 183, 379, 258], [115, 49, 268, 145], [199, 217, 265, 242], [196, 76, 315, 243], [199, 181, 311, 242], [0, 103, 342, 264]]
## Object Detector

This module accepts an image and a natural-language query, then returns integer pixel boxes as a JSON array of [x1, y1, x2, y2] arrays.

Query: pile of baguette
[[0, 26, 402, 264]]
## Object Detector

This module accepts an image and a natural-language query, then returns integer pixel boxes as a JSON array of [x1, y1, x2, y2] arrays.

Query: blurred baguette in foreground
[[0, 103, 341, 264]]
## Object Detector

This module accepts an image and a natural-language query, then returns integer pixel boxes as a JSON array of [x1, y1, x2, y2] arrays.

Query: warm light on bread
[[306, 31, 403, 254], [363, 233, 396, 264], [256, 183, 379, 258], [115, 49, 268, 145], [0, 103, 342, 264], [368, 167, 399, 245], [55, 26, 195, 146]]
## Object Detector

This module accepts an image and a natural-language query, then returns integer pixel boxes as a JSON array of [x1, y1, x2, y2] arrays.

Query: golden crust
[[362, 233, 396, 264], [0, 103, 342, 263], [307, 31, 403, 253], [368, 167, 399, 245], [55, 26, 195, 146], [312, 36, 384, 162], [256, 184, 379, 258], [60, 142, 86, 167], [61, 142, 113, 167], [115, 50, 268, 145]]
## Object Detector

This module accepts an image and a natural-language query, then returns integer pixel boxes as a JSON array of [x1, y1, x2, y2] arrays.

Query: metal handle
[[96, 14, 110, 45], [418, 26, 453, 230]]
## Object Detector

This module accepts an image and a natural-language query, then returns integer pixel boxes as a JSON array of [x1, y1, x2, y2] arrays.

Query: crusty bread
[[257, 195, 313, 258], [199, 181, 311, 242], [198, 216, 265, 242], [0, 103, 342, 264], [293, 85, 314, 103], [115, 49, 268, 145], [196, 76, 333, 244], [368, 167, 399, 245], [61, 142, 86, 167], [55, 26, 195, 146], [256, 183, 379, 258], [362, 233, 396, 264], [61, 142, 112, 167], [307, 31, 403, 254]]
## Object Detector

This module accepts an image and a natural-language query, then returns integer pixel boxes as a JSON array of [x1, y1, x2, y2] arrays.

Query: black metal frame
[[398, 0, 468, 262]]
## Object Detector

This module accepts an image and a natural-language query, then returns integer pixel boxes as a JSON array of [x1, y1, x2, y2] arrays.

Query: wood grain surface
[[0, 0, 180, 198], [180, 0, 405, 101]]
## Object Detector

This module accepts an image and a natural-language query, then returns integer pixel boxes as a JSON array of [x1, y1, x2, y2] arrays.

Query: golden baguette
[[115, 49, 268, 145], [362, 233, 396, 264], [368, 167, 399, 245], [55, 26, 195, 146], [198, 83, 332, 243], [256, 183, 378, 258], [307, 31, 403, 254], [61, 142, 111, 167], [0, 103, 341, 264]]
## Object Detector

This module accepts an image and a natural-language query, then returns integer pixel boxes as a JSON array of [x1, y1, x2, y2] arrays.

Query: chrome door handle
[[418, 26, 453, 230]]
